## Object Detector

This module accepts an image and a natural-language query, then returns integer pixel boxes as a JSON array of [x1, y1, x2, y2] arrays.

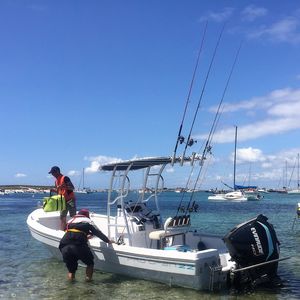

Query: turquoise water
[[0, 192, 300, 299]]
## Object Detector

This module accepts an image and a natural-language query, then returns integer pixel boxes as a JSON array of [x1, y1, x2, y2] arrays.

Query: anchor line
[[182, 41, 243, 215], [172, 21, 208, 163], [180, 23, 226, 161]]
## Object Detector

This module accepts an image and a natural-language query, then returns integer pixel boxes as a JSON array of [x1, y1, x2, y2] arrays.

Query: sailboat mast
[[233, 126, 237, 190], [297, 153, 299, 189], [83, 168, 85, 189]]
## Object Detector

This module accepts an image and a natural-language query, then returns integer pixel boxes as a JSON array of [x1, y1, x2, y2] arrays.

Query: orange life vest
[[55, 175, 75, 202]]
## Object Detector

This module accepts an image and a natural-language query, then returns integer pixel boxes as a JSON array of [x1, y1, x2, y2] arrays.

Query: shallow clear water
[[0, 192, 299, 299]]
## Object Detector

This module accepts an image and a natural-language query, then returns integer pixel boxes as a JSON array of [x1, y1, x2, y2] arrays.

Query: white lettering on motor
[[251, 227, 264, 256]]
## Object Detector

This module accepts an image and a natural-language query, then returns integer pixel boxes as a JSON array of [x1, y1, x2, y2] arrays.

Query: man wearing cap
[[59, 209, 114, 281], [48, 166, 76, 230]]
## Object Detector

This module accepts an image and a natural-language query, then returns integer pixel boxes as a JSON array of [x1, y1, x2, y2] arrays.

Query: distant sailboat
[[208, 126, 247, 201], [75, 168, 91, 194], [288, 153, 300, 194]]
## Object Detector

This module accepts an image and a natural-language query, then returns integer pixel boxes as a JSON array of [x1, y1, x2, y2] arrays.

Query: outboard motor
[[223, 214, 280, 288]]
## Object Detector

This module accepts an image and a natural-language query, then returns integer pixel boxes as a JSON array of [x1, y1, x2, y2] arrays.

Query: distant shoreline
[[0, 184, 52, 190]]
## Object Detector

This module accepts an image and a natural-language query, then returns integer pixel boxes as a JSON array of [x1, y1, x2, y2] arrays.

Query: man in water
[[48, 166, 76, 230], [59, 209, 114, 281]]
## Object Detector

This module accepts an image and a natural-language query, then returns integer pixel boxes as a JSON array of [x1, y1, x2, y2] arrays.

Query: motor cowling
[[223, 214, 280, 287]]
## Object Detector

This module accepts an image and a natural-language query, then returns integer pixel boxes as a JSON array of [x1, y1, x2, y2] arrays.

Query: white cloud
[[210, 117, 300, 143], [241, 5, 268, 22], [199, 7, 234, 23], [269, 100, 300, 117], [211, 88, 300, 114], [15, 173, 26, 178], [248, 17, 300, 43], [254, 149, 300, 182], [207, 146, 300, 187], [235, 147, 265, 164], [68, 170, 80, 177], [261, 162, 273, 168], [202, 88, 300, 143], [165, 167, 174, 173], [84, 155, 123, 173]]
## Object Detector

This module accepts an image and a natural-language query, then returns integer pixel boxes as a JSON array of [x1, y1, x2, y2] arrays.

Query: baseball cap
[[48, 166, 60, 174], [78, 208, 90, 218]]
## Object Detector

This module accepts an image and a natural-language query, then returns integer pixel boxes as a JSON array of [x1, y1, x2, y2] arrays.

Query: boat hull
[[27, 209, 229, 290], [208, 191, 247, 201]]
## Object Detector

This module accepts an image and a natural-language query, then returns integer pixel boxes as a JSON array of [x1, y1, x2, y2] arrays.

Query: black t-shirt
[[59, 222, 110, 249]]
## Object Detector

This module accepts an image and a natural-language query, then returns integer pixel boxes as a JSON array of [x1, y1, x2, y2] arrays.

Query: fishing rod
[[177, 25, 227, 215], [172, 22, 208, 165], [174, 142, 208, 215], [180, 24, 226, 165], [199, 42, 243, 167], [175, 161, 197, 216], [183, 41, 243, 215]]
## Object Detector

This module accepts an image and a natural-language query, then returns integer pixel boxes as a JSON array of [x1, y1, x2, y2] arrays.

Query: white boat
[[288, 189, 300, 194], [245, 192, 263, 201], [208, 190, 247, 201], [27, 156, 282, 291], [257, 188, 269, 193], [74, 189, 88, 194], [75, 168, 92, 194], [209, 127, 249, 202]]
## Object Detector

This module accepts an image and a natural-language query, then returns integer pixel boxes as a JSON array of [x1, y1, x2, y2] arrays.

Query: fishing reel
[[178, 136, 197, 147], [116, 235, 125, 245], [178, 136, 185, 144]]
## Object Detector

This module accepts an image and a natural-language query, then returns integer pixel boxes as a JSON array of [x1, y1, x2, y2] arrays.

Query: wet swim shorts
[[60, 199, 76, 218], [61, 244, 94, 273]]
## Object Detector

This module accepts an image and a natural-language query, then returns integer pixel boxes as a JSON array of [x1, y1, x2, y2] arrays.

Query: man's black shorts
[[61, 244, 94, 273]]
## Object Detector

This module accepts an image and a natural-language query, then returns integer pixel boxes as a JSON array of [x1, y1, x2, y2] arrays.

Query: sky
[[1, 0, 300, 190]]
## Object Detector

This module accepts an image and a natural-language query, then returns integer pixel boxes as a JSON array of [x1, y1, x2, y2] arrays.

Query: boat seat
[[149, 230, 171, 240], [149, 229, 187, 249], [149, 215, 190, 248], [149, 229, 187, 240]]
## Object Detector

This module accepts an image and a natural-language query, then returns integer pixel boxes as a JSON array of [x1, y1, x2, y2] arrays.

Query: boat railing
[[107, 168, 132, 242], [101, 157, 197, 244]]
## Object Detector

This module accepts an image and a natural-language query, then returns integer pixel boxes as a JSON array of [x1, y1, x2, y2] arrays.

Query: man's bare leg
[[67, 272, 75, 281], [86, 265, 94, 282], [61, 216, 66, 230]]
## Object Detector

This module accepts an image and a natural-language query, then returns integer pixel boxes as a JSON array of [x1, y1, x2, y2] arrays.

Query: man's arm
[[89, 224, 113, 244]]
